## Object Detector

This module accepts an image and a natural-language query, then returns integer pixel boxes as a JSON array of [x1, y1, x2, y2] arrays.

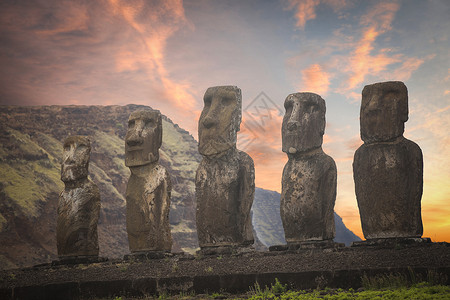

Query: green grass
[[161, 120, 199, 180], [31, 132, 63, 161], [0, 160, 62, 218], [0, 128, 64, 219], [243, 284, 450, 299], [93, 131, 125, 157], [89, 163, 126, 204], [243, 273, 450, 300], [89, 275, 450, 299]]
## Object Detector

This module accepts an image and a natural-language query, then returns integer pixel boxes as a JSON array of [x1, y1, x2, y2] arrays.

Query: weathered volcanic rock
[[196, 86, 255, 248], [57, 136, 100, 257], [125, 110, 172, 252], [353, 81, 423, 239], [280, 93, 337, 243], [360, 81, 409, 144]]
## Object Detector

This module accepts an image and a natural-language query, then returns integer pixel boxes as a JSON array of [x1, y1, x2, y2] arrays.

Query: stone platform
[[1, 243, 449, 299]]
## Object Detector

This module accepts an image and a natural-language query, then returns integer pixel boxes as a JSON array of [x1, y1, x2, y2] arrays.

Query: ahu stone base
[[123, 251, 173, 261], [269, 240, 345, 252], [351, 237, 432, 248], [196, 245, 255, 256], [51, 256, 108, 266]]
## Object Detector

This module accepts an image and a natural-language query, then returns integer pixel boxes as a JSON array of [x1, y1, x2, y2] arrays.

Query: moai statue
[[196, 86, 255, 251], [125, 110, 172, 253], [353, 81, 423, 240], [57, 136, 100, 258], [280, 93, 337, 247]]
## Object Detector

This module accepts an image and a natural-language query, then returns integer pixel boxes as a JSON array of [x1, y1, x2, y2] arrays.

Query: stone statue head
[[61, 136, 91, 183], [125, 110, 162, 167], [198, 86, 242, 156], [360, 81, 408, 143], [282, 92, 326, 154]]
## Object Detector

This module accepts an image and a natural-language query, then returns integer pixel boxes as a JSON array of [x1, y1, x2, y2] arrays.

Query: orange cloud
[[341, 2, 404, 91], [387, 57, 428, 82], [286, 0, 349, 29], [107, 0, 198, 126], [345, 28, 400, 91], [285, 0, 320, 29], [359, 2, 399, 31], [301, 64, 331, 95]]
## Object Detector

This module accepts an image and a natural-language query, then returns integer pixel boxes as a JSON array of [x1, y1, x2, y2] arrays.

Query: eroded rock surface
[[57, 136, 100, 258], [125, 110, 172, 252], [353, 81, 423, 239], [196, 86, 255, 248], [280, 93, 337, 243]]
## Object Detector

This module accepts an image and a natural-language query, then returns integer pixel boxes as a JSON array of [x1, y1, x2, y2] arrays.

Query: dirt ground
[[1, 242, 449, 291]]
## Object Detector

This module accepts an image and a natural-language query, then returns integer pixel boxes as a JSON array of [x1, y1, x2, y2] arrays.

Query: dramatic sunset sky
[[0, 0, 448, 241]]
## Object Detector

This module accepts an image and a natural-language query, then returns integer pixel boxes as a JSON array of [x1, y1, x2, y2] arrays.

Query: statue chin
[[282, 138, 323, 154], [125, 151, 159, 167], [61, 167, 87, 183]]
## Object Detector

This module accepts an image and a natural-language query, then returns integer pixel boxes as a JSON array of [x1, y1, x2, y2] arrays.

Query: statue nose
[[126, 123, 145, 147], [202, 115, 216, 129], [127, 137, 143, 147], [64, 157, 75, 165]]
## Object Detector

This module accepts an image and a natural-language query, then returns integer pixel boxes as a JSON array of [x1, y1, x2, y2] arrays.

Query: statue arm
[[239, 152, 255, 243]]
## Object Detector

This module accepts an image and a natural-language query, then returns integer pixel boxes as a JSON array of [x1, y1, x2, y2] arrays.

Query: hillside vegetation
[[0, 105, 359, 269]]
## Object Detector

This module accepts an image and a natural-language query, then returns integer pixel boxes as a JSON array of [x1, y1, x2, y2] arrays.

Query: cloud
[[386, 57, 427, 82], [0, 0, 202, 134], [301, 64, 331, 95], [343, 2, 400, 91], [285, 0, 349, 29], [285, 0, 321, 29], [359, 2, 399, 31], [287, 1, 432, 102], [106, 0, 197, 112]]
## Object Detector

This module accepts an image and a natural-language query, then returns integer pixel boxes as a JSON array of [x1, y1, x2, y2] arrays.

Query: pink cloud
[[359, 2, 399, 31], [285, 0, 349, 29], [301, 64, 331, 95], [107, 0, 197, 113], [387, 56, 429, 82], [285, 0, 321, 29]]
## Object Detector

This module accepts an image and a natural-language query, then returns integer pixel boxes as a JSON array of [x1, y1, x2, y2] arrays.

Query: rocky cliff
[[0, 105, 360, 269]]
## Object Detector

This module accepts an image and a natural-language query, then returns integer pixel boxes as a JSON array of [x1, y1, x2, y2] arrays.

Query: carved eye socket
[[284, 99, 293, 110], [204, 96, 212, 106], [144, 118, 155, 127], [222, 96, 233, 105], [305, 102, 314, 111], [128, 120, 135, 128]]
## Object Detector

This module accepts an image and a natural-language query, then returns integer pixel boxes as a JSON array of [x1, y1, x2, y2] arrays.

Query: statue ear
[[157, 114, 163, 149], [400, 96, 409, 123], [320, 118, 326, 136], [320, 99, 326, 136]]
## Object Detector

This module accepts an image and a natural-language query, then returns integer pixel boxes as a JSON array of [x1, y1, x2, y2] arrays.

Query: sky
[[0, 0, 449, 242]]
